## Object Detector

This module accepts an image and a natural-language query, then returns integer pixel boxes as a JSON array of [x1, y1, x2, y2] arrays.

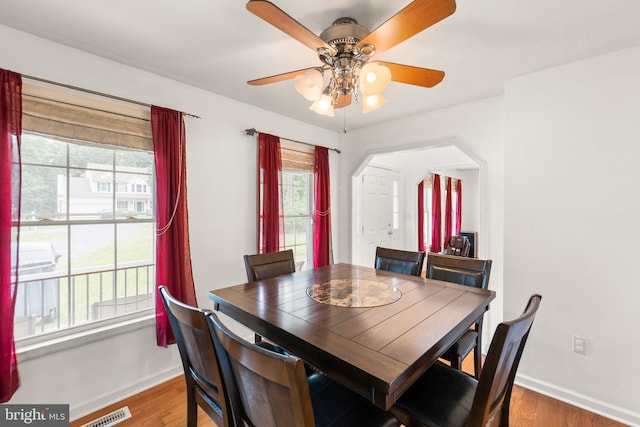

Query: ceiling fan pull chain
[[343, 108, 348, 134]]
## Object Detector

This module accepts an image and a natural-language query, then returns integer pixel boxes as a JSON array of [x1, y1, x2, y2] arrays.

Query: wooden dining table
[[208, 263, 495, 410]]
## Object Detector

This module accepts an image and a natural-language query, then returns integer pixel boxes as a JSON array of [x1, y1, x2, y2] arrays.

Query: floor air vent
[[80, 406, 132, 427]]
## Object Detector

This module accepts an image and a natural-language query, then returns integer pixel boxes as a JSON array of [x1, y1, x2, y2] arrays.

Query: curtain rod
[[23, 74, 201, 119], [244, 128, 341, 154]]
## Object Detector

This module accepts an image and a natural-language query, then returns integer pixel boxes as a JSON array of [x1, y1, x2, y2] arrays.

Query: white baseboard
[[70, 366, 183, 421], [515, 373, 640, 427]]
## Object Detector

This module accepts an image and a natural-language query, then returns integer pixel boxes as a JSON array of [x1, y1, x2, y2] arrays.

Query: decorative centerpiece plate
[[307, 278, 401, 307]]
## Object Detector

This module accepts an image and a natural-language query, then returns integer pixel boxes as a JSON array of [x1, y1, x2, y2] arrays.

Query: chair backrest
[[244, 249, 296, 282], [444, 235, 471, 257], [158, 286, 232, 427], [374, 247, 426, 277], [426, 253, 492, 290], [469, 294, 542, 427], [208, 312, 316, 427]]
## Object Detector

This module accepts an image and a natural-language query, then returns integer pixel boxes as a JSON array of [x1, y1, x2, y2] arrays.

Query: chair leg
[[450, 354, 462, 371], [186, 385, 198, 427], [474, 333, 483, 378], [473, 347, 482, 378]]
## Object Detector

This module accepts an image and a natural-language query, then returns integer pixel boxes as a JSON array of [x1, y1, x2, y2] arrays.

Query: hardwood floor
[[71, 356, 628, 427]]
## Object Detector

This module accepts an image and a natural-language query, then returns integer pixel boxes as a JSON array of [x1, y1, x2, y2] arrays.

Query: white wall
[[504, 45, 640, 424], [455, 169, 480, 235], [1, 24, 340, 419]]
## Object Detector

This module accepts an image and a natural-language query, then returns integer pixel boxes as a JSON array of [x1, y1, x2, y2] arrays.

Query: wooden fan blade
[[356, 0, 456, 56], [335, 94, 352, 109], [376, 61, 445, 88], [248, 67, 318, 86], [247, 1, 332, 52]]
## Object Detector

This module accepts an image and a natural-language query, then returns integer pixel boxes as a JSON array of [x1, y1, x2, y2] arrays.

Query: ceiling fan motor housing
[[320, 18, 370, 53], [319, 17, 374, 98]]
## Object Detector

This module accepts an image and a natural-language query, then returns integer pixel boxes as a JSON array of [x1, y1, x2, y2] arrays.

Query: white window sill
[[16, 313, 155, 362]]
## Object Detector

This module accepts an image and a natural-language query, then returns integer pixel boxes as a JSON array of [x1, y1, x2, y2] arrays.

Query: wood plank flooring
[[71, 356, 628, 427]]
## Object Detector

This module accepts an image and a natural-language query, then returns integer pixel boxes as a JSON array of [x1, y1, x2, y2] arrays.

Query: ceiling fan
[[246, 0, 456, 116]]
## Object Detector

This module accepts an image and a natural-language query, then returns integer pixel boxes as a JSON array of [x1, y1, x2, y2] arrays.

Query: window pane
[[295, 217, 308, 245], [115, 150, 153, 173], [70, 168, 114, 219], [284, 217, 296, 246], [69, 142, 113, 170], [293, 173, 311, 214], [22, 134, 67, 166], [392, 179, 400, 230], [14, 225, 67, 339], [282, 176, 295, 215], [281, 170, 313, 271], [115, 172, 153, 219], [21, 164, 65, 221], [117, 223, 153, 263], [70, 224, 115, 271]]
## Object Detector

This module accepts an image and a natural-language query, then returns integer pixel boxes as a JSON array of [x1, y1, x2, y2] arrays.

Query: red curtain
[[430, 174, 442, 253], [313, 146, 331, 267], [455, 179, 462, 235], [0, 69, 21, 402], [444, 177, 453, 248], [152, 106, 197, 347], [257, 133, 283, 253], [417, 181, 425, 252]]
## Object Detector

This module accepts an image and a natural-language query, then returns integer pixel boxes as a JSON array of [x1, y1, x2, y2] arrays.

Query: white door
[[360, 167, 401, 266]]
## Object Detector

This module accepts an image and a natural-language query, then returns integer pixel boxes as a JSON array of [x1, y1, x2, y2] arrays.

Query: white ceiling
[[2, 0, 640, 133]]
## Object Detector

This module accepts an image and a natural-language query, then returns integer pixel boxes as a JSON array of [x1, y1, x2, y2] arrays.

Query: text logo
[[1, 405, 69, 426]]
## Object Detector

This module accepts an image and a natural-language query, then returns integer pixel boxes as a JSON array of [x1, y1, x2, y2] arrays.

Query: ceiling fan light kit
[[309, 92, 335, 117], [246, 0, 456, 116], [294, 69, 325, 101], [362, 93, 388, 113]]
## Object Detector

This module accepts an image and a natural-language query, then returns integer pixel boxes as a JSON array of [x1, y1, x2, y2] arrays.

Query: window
[[392, 179, 400, 230], [97, 181, 111, 192], [280, 140, 315, 270], [282, 170, 313, 270], [13, 83, 154, 341], [421, 176, 433, 248]]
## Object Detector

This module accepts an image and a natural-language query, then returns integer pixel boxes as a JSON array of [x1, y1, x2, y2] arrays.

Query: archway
[[351, 142, 483, 266]]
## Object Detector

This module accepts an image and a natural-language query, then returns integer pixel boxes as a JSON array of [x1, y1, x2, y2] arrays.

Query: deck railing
[[14, 261, 155, 340]]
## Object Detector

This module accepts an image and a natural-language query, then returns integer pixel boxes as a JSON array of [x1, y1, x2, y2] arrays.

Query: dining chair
[[426, 253, 492, 378], [444, 235, 471, 257], [374, 246, 426, 277], [243, 248, 296, 281], [158, 286, 233, 427], [207, 311, 400, 427], [243, 249, 297, 343], [390, 294, 542, 427]]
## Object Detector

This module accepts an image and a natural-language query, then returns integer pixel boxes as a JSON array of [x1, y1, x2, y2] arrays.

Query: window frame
[[281, 169, 314, 270], [14, 82, 156, 348]]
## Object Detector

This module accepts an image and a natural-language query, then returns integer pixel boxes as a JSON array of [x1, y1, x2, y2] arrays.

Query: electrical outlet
[[572, 335, 587, 355]]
